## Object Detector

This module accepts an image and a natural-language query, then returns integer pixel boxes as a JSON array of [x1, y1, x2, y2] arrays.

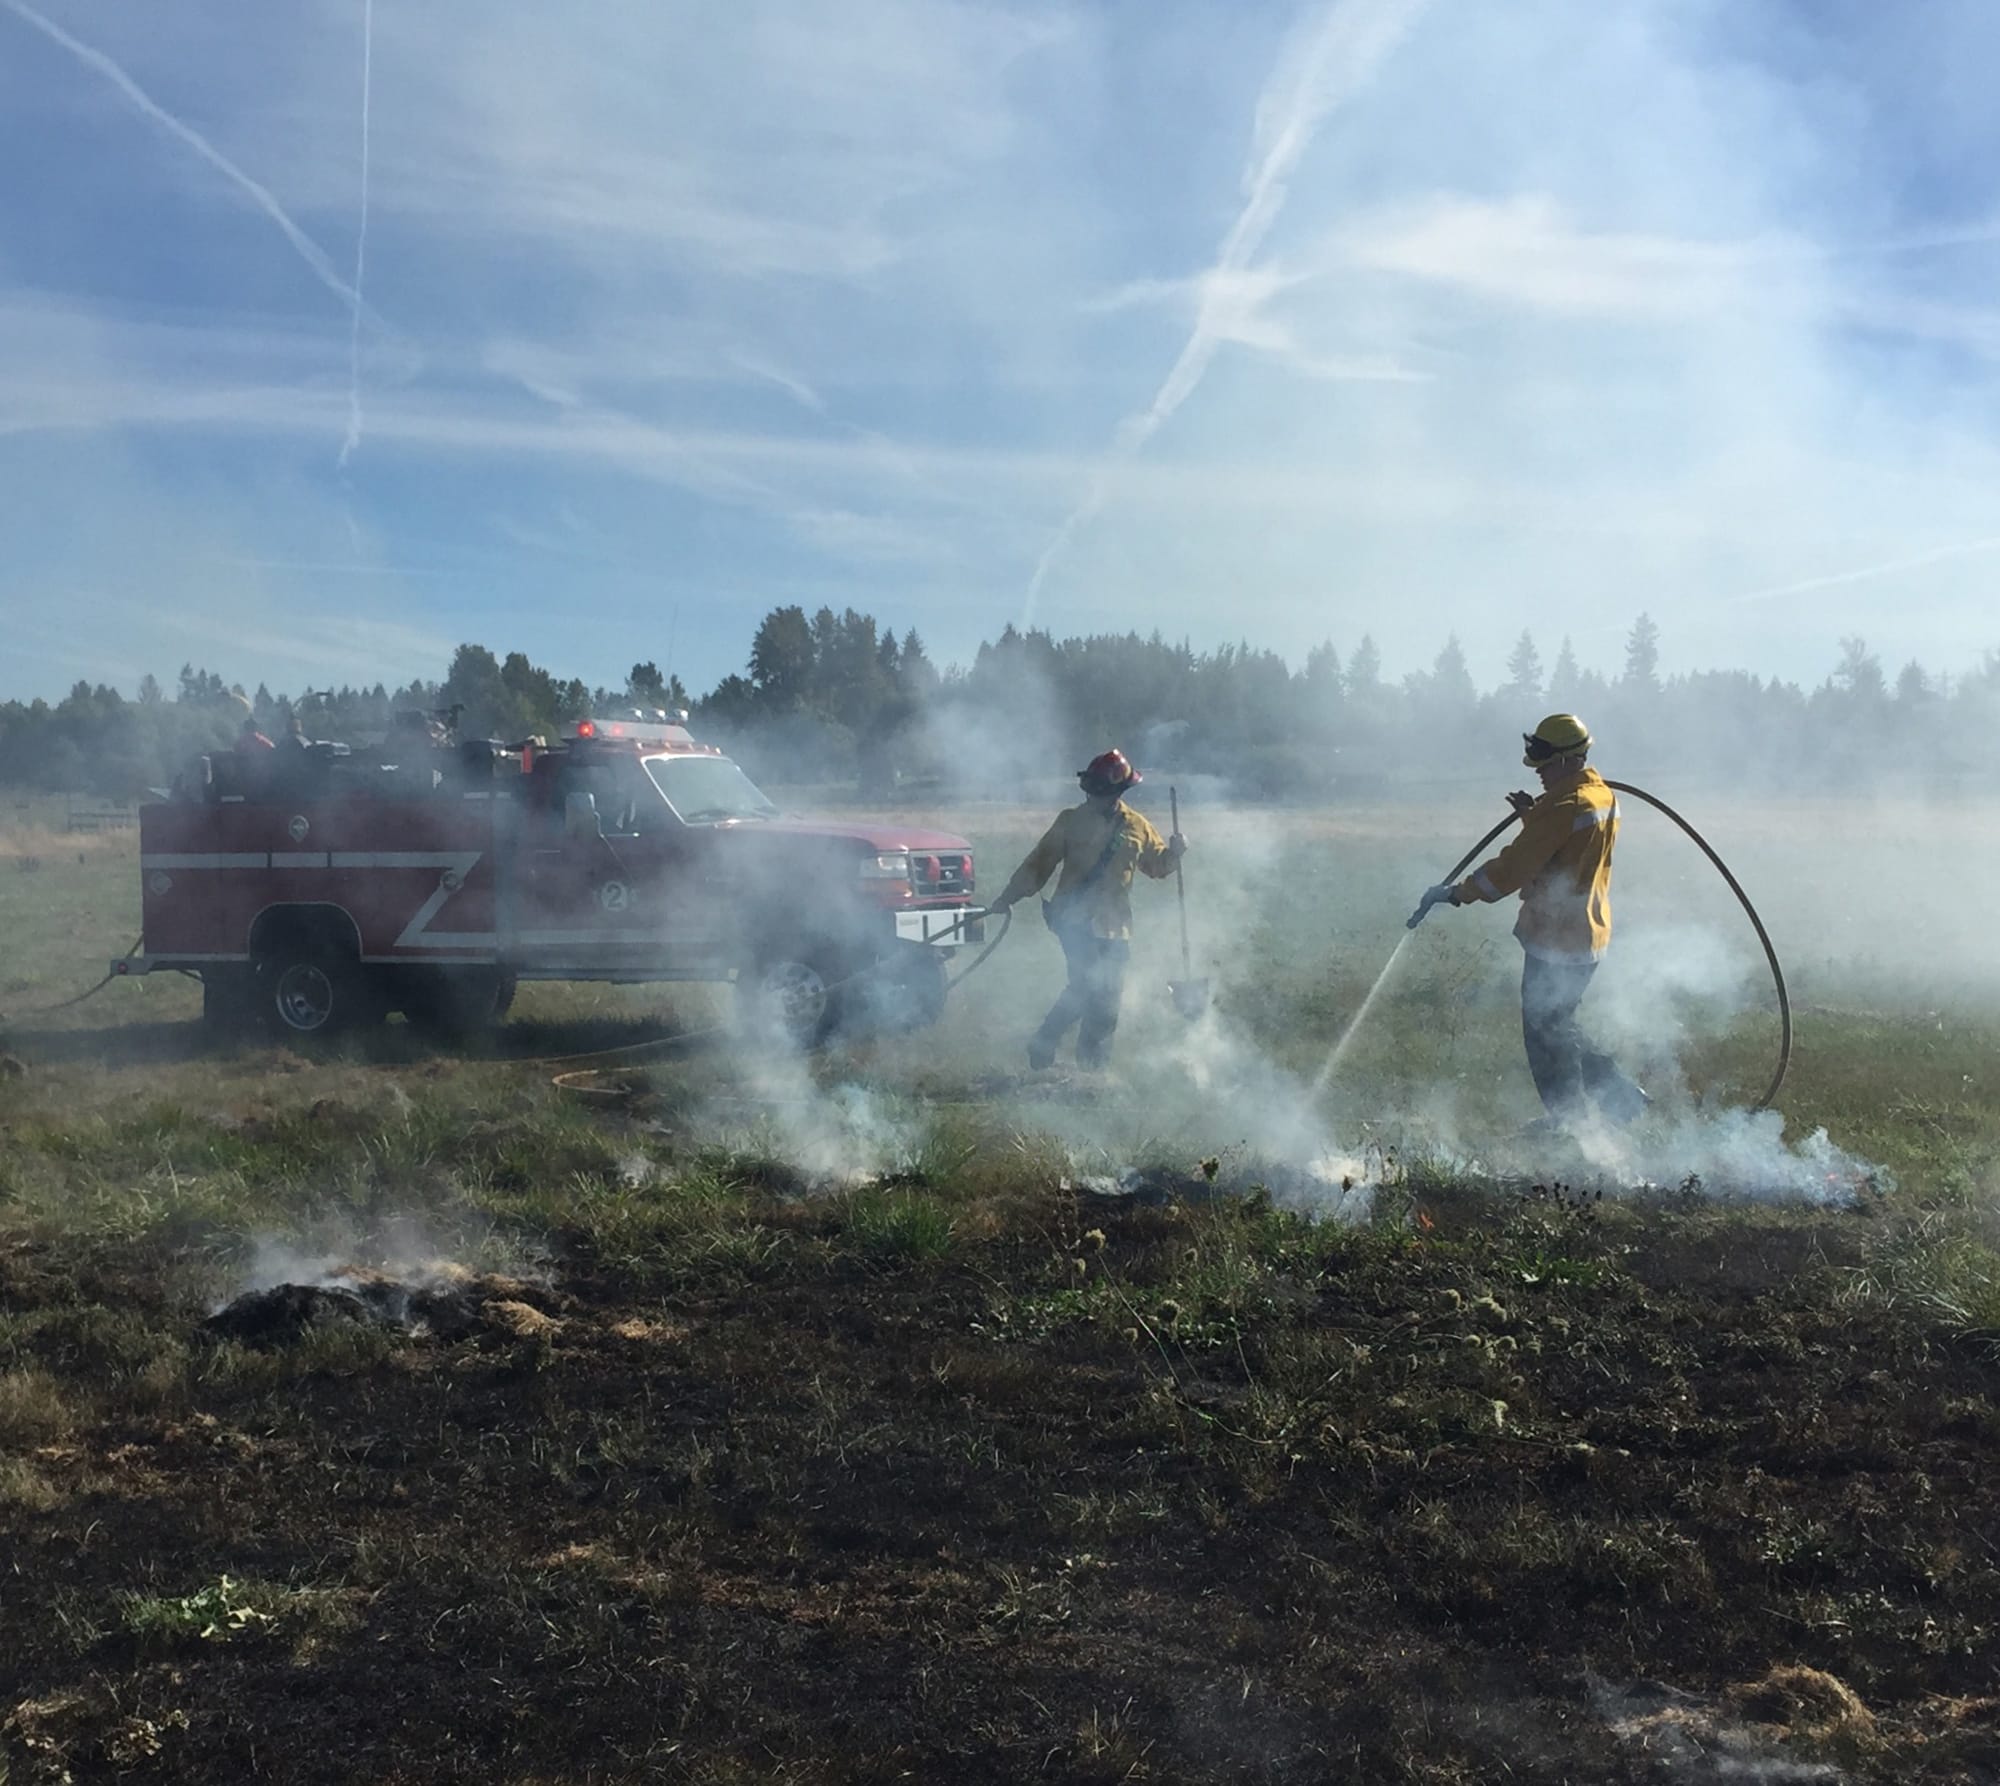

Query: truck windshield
[[643, 755, 779, 824]]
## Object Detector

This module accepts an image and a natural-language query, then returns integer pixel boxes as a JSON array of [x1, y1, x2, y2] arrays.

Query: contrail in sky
[[1022, 0, 1428, 623], [1726, 536, 2000, 606], [1, 0, 361, 318], [339, 0, 375, 469]]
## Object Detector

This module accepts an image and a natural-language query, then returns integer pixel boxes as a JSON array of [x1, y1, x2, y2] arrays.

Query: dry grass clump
[[1726, 1664, 1881, 1751], [0, 1455, 64, 1513], [0, 1366, 79, 1445], [483, 1299, 562, 1341]]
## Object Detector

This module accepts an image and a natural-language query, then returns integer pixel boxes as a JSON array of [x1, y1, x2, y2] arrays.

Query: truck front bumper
[[893, 908, 985, 947]]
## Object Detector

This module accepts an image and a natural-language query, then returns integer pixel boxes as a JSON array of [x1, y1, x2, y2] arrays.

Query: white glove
[[1408, 883, 1459, 929]]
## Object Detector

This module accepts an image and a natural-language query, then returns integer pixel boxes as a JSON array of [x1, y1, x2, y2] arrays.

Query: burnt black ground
[[5, 1181, 2000, 1785]]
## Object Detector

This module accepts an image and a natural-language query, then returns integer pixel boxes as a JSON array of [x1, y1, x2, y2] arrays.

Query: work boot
[[1596, 1075, 1652, 1126]]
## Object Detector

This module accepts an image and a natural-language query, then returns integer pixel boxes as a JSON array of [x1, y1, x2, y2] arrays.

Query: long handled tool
[[1166, 786, 1209, 1019]]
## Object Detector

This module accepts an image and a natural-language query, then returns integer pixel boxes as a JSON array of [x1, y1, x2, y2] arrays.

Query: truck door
[[510, 757, 722, 970]]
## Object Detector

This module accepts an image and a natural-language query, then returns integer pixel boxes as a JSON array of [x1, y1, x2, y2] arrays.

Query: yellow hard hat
[[1523, 713, 1591, 766]]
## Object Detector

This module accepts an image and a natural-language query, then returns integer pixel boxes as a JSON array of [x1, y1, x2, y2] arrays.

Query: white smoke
[[223, 1210, 540, 1307]]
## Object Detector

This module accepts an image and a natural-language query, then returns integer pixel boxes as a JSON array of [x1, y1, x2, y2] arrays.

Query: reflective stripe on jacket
[[999, 801, 1176, 941], [1456, 767, 1619, 962]]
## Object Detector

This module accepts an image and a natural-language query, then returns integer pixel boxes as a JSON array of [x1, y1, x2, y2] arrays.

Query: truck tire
[[853, 949, 948, 1035], [403, 968, 514, 1042], [738, 950, 847, 1050], [255, 945, 377, 1042]]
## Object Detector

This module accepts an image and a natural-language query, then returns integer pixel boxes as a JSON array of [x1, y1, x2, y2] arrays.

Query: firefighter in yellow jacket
[[989, 749, 1185, 1070], [1412, 714, 1648, 1126]]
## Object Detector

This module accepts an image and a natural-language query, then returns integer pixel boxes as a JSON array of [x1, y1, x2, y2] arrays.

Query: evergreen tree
[[748, 606, 815, 708], [1622, 613, 1661, 692], [1547, 636, 1582, 709], [1303, 641, 1342, 696], [1426, 635, 1477, 711], [1504, 630, 1543, 703], [1832, 637, 1887, 702], [1347, 635, 1382, 695], [898, 629, 938, 698]]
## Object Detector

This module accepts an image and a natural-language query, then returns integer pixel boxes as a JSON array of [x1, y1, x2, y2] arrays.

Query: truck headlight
[[859, 851, 913, 881]]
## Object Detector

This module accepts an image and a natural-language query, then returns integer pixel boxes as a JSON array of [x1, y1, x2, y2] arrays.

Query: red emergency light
[[567, 716, 695, 747]]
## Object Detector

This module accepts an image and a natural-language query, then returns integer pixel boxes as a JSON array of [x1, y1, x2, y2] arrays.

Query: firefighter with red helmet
[[989, 749, 1186, 1071]]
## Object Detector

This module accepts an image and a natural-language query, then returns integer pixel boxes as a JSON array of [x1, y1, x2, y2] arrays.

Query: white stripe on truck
[[330, 851, 475, 869], [140, 852, 267, 870]]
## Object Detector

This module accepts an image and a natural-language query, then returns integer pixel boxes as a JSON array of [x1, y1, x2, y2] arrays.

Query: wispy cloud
[[1084, 266, 1429, 383], [1024, 0, 1429, 618], [0, 0, 362, 320], [339, 0, 374, 469], [1339, 193, 1804, 319], [1725, 536, 2000, 607]]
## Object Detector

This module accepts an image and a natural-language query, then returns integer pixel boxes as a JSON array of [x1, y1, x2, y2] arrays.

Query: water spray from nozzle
[[1311, 933, 1411, 1096]]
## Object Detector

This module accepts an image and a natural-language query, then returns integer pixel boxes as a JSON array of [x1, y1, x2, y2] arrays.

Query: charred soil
[[4, 1180, 1999, 1785]]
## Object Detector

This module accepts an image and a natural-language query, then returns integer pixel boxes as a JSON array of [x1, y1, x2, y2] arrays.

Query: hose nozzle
[[1407, 883, 1457, 930]]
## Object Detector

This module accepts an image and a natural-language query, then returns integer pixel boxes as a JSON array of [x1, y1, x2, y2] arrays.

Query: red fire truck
[[115, 714, 983, 1047]]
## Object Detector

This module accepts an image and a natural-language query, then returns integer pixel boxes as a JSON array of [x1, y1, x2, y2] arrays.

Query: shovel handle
[[1170, 786, 1191, 972]]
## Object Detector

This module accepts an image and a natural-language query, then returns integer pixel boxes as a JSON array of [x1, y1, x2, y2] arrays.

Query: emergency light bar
[[570, 713, 693, 746]]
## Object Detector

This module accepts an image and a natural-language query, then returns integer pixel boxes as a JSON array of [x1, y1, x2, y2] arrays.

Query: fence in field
[[63, 801, 138, 835]]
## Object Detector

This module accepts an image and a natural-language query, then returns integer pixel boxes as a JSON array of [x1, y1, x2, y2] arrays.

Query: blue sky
[[5, 0, 2000, 703]]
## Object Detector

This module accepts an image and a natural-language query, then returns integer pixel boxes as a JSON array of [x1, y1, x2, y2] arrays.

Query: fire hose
[[543, 906, 1013, 1093], [1421, 783, 1791, 1111], [0, 936, 143, 1023]]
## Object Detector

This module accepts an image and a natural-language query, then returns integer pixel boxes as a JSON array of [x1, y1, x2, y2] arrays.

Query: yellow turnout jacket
[[999, 801, 1176, 941], [1455, 766, 1619, 963]]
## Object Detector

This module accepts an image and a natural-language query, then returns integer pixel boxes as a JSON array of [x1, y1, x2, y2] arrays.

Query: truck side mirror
[[564, 791, 601, 841]]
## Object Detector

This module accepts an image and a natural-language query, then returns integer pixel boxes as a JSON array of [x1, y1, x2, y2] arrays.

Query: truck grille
[[912, 853, 973, 897]]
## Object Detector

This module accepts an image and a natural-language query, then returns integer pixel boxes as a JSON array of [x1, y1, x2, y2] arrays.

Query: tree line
[[3, 611, 1994, 801]]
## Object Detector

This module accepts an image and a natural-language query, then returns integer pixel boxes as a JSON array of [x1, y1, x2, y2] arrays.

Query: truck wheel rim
[[274, 962, 336, 1031], [761, 962, 828, 1038]]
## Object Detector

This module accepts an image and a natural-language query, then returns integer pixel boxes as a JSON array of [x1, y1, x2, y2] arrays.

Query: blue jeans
[[1520, 953, 1644, 1121], [1033, 931, 1130, 1068]]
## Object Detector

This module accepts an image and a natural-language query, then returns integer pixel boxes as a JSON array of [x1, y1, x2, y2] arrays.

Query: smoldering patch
[[203, 1263, 560, 1347], [1063, 1150, 1379, 1222]]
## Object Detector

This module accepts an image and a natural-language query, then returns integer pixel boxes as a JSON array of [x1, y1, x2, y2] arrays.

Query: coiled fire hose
[[1428, 783, 1791, 1111]]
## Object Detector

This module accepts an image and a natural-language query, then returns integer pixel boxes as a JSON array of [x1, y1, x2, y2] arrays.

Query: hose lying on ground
[[542, 906, 1014, 1091], [1432, 783, 1791, 1111], [0, 936, 143, 1024]]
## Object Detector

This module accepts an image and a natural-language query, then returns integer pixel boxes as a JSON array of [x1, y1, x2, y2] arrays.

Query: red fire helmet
[[1078, 749, 1140, 794]]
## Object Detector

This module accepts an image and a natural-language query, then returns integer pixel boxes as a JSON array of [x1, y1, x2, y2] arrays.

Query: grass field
[[3, 796, 1998, 1783]]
